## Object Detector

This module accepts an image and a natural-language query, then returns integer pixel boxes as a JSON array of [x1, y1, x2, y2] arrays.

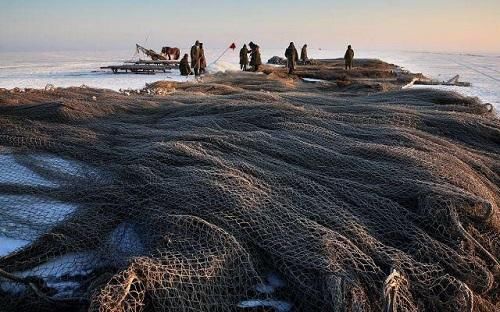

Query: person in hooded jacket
[[190, 40, 201, 76], [249, 42, 262, 72], [301, 44, 308, 62], [199, 42, 207, 74], [240, 44, 249, 71], [179, 54, 191, 76], [344, 45, 355, 70], [285, 42, 299, 74]]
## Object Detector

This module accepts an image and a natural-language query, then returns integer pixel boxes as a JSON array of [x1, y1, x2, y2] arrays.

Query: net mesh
[[0, 71, 498, 311]]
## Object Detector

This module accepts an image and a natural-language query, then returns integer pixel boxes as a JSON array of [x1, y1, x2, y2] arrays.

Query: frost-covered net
[[0, 72, 499, 311]]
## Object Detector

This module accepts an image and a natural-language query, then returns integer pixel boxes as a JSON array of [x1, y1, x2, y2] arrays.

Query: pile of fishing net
[[0, 74, 498, 311]]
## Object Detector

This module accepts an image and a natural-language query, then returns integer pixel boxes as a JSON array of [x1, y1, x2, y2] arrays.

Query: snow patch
[[0, 152, 106, 241], [0, 153, 102, 187], [0, 152, 109, 298], [1, 251, 102, 296], [108, 223, 146, 259], [237, 300, 292, 312], [255, 283, 275, 294], [267, 273, 286, 288], [0, 154, 55, 187], [0, 235, 29, 257], [47, 281, 81, 298], [255, 272, 286, 294], [302, 78, 326, 83], [32, 154, 94, 178], [19, 252, 100, 278], [0, 281, 26, 295], [0, 195, 76, 238], [207, 61, 239, 74]]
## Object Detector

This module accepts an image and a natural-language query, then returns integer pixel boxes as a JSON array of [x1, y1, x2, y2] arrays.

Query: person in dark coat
[[199, 43, 207, 74], [301, 44, 308, 62], [285, 42, 299, 74], [344, 45, 354, 70], [190, 40, 201, 76], [239, 44, 249, 71], [252, 46, 262, 72], [179, 54, 191, 76], [248, 42, 256, 53], [249, 42, 262, 72]]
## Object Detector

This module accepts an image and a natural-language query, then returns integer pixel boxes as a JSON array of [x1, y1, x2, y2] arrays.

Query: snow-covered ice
[[0, 154, 56, 187], [302, 77, 327, 83], [32, 154, 94, 178], [0, 152, 102, 187], [0, 152, 97, 247], [47, 281, 82, 298], [267, 272, 286, 288], [0, 151, 129, 299], [1, 49, 497, 112], [238, 299, 292, 312], [0, 251, 102, 296], [255, 283, 275, 294], [20, 252, 100, 278], [255, 272, 286, 294], [108, 222, 146, 259], [0, 236, 30, 257], [0, 195, 76, 227], [207, 60, 239, 73]]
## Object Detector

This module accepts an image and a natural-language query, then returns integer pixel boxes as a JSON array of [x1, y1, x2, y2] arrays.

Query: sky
[[0, 0, 499, 53]]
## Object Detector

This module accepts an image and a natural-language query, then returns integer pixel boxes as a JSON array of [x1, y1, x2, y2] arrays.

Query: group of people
[[284, 42, 301, 74], [180, 40, 356, 76], [239, 41, 307, 73], [284, 42, 355, 74], [179, 40, 207, 77], [284, 43, 312, 73], [239, 42, 262, 72]]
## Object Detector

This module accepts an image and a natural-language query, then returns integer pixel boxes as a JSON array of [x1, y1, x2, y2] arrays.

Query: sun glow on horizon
[[0, 0, 499, 53]]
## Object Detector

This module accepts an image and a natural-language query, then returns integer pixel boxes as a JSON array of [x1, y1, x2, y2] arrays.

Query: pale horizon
[[1, 0, 499, 54]]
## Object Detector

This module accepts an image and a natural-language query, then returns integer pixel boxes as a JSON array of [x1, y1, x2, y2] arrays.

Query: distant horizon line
[[0, 47, 499, 57]]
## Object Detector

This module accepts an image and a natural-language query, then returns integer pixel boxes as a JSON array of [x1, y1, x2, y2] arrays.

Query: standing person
[[285, 42, 299, 74], [179, 54, 191, 76], [301, 44, 308, 62], [344, 45, 354, 70], [249, 42, 262, 72], [252, 45, 262, 72], [239, 44, 249, 71], [249, 42, 256, 70], [190, 40, 201, 76], [199, 43, 207, 74]]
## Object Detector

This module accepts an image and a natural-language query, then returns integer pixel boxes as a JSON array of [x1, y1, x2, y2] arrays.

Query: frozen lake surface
[[0, 49, 498, 111]]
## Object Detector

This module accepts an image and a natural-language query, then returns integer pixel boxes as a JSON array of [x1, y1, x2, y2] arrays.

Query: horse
[[161, 47, 181, 60]]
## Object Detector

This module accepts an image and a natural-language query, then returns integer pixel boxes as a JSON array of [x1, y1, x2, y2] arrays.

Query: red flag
[[229, 43, 236, 50]]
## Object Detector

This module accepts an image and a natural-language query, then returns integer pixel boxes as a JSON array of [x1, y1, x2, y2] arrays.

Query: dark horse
[[161, 47, 181, 60]]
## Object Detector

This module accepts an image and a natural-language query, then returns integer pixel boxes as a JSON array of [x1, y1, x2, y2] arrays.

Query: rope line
[[449, 58, 500, 83]]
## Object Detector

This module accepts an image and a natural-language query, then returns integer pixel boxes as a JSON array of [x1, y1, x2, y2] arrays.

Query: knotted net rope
[[0, 73, 498, 311]]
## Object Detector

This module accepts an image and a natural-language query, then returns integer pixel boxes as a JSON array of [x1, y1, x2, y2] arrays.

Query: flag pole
[[210, 43, 236, 66], [212, 47, 230, 64]]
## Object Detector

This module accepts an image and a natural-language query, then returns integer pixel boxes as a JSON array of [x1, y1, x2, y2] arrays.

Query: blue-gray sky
[[1, 0, 499, 53]]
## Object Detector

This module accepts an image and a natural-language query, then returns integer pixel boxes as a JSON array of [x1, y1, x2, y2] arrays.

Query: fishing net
[[0, 71, 498, 312]]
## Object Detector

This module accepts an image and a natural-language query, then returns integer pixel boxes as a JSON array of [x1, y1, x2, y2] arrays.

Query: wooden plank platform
[[124, 59, 180, 65], [100, 64, 175, 74], [414, 80, 471, 87]]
